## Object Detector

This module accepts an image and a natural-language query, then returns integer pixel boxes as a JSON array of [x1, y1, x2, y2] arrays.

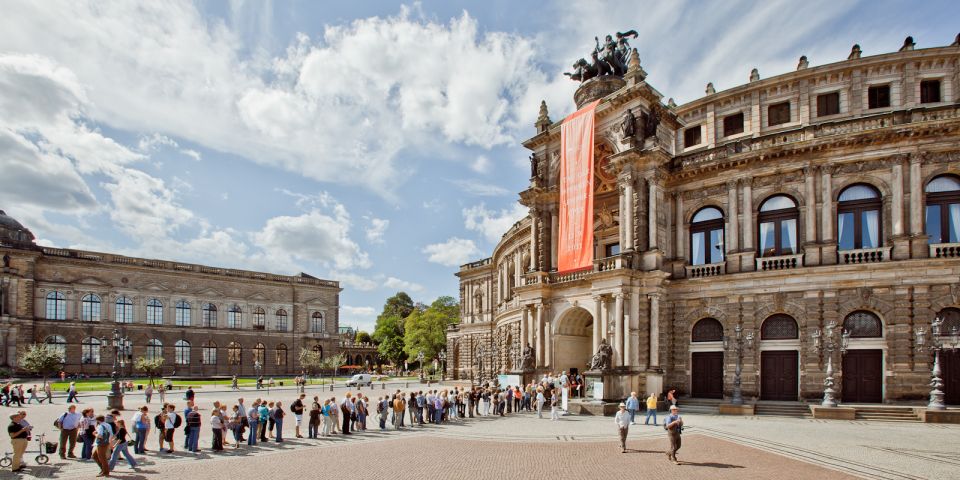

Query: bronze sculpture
[[520, 343, 535, 371], [565, 30, 638, 82], [588, 339, 613, 371]]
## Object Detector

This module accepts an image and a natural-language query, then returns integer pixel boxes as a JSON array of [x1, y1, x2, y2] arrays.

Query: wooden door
[[842, 349, 883, 403], [943, 350, 960, 406], [691, 351, 724, 399], [760, 350, 798, 401]]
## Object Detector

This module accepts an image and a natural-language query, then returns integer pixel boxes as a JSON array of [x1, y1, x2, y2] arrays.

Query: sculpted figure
[[520, 343, 535, 371], [588, 339, 613, 371]]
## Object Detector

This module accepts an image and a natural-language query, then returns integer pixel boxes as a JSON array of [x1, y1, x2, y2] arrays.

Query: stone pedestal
[[573, 76, 626, 109], [641, 249, 663, 272], [891, 236, 912, 260], [920, 409, 960, 424], [910, 235, 930, 259], [811, 406, 855, 420], [107, 382, 125, 410], [719, 403, 755, 415]]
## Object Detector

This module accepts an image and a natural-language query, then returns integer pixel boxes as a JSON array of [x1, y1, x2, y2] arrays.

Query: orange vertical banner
[[558, 99, 599, 273]]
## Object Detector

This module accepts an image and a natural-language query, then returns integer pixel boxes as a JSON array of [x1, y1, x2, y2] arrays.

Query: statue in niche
[[520, 342, 535, 371], [473, 289, 483, 312], [2, 254, 9, 268], [588, 339, 613, 371]]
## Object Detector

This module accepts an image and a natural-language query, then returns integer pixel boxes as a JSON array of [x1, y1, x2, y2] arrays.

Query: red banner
[[558, 100, 599, 273]]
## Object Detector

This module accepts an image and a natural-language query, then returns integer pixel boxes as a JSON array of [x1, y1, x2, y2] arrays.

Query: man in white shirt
[[614, 402, 630, 453], [57, 404, 83, 459]]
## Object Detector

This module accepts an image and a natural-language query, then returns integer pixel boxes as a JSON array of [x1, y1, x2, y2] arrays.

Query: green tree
[[373, 315, 407, 366], [298, 348, 323, 377], [381, 292, 415, 320], [134, 356, 165, 387], [19, 343, 64, 386], [403, 296, 459, 362], [355, 330, 372, 345]]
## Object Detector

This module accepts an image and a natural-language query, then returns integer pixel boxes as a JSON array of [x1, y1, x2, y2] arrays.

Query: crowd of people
[[1, 383, 53, 406]]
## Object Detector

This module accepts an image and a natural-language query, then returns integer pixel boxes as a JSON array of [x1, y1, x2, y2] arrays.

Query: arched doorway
[[690, 318, 724, 399], [553, 307, 593, 375], [759, 314, 799, 401], [938, 308, 960, 405], [841, 311, 884, 403]]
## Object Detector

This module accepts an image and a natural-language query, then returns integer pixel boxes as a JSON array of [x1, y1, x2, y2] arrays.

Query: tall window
[[45, 335, 67, 360], [868, 85, 890, 109], [252, 343, 265, 365], [843, 311, 883, 338], [202, 303, 217, 328], [175, 340, 190, 365], [723, 112, 744, 137], [311, 312, 325, 333], [690, 207, 725, 265], [81, 294, 101, 322], [146, 298, 163, 325], [228, 305, 242, 329], [837, 184, 882, 250], [925, 175, 960, 244], [227, 342, 242, 366], [758, 195, 799, 257], [202, 341, 217, 365], [253, 307, 265, 330], [115, 296, 133, 323], [81, 337, 101, 364], [276, 310, 288, 331], [817, 92, 840, 116], [46, 291, 66, 320], [276, 344, 288, 367], [920, 79, 941, 104], [760, 314, 799, 340], [691, 318, 723, 342], [684, 126, 702, 148], [176, 301, 191, 326], [768, 101, 791, 126], [146, 339, 163, 361]]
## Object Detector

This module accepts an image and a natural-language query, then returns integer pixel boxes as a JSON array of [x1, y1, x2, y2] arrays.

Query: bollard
[[330, 384, 334, 392], [405, 382, 409, 388], [381, 383, 385, 390]]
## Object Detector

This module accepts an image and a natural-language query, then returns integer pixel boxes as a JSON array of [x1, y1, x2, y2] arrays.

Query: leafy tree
[[19, 344, 63, 386], [298, 348, 323, 377], [373, 313, 406, 366], [355, 330, 372, 345], [403, 296, 459, 362], [381, 292, 415, 320], [134, 356, 165, 387]]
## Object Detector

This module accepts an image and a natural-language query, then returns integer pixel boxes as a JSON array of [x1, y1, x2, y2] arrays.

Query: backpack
[[154, 414, 163, 429], [173, 413, 183, 429], [54, 413, 66, 430]]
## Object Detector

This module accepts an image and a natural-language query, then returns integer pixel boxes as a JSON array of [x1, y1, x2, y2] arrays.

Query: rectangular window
[[202, 347, 217, 365], [781, 219, 797, 255], [604, 243, 620, 257], [768, 102, 791, 126], [861, 210, 880, 249], [723, 112, 744, 136], [926, 205, 942, 244], [691, 231, 705, 265], [817, 92, 840, 117], [950, 204, 960, 243], [683, 126, 701, 148], [759, 222, 776, 257], [868, 85, 890, 109], [920, 80, 941, 104], [709, 228, 724, 262], [838, 212, 855, 250]]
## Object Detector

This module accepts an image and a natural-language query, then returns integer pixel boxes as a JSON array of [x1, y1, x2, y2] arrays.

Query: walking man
[[56, 404, 81, 459], [92, 415, 113, 477], [625, 392, 640, 425], [664, 405, 683, 465], [645, 393, 659, 426], [614, 402, 630, 453], [66, 382, 78, 403]]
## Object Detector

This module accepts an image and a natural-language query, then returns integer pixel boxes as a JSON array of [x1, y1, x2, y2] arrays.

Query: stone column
[[625, 177, 635, 250], [648, 178, 658, 250], [520, 305, 528, 351], [648, 294, 660, 368], [600, 296, 608, 344], [909, 154, 923, 235], [544, 308, 552, 368], [727, 180, 739, 253], [593, 295, 602, 352], [551, 209, 559, 270], [536, 303, 545, 367], [619, 185, 627, 251], [623, 294, 633, 367], [529, 211, 538, 271], [805, 166, 817, 242], [892, 159, 904, 236], [742, 180, 754, 250], [821, 168, 834, 241], [675, 193, 684, 259], [614, 293, 624, 366]]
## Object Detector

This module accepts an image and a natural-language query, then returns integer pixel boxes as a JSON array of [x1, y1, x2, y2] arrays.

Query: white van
[[346, 373, 372, 387]]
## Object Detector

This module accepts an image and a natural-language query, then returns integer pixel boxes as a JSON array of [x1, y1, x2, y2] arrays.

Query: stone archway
[[553, 306, 594, 375]]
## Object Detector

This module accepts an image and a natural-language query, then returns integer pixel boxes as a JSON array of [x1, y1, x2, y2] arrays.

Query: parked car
[[346, 373, 372, 387]]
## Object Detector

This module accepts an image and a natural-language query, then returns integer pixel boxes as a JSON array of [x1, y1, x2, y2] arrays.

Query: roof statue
[[564, 30, 638, 83]]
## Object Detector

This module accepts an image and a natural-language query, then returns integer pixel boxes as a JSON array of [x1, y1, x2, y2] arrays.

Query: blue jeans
[[247, 420, 258, 445], [274, 419, 283, 441], [627, 409, 636, 423], [81, 433, 93, 459], [187, 427, 200, 451], [433, 408, 442, 424], [134, 427, 147, 454], [108, 441, 137, 469], [645, 408, 657, 425]]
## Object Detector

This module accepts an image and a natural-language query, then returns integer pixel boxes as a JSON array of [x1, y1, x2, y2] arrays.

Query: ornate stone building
[[448, 37, 960, 405], [0, 211, 341, 377]]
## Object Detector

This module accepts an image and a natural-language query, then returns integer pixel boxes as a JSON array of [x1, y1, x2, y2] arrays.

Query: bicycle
[[0, 451, 11, 468], [34, 433, 55, 465]]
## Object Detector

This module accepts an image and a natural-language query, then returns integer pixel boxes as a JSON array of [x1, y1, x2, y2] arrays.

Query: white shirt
[[615, 410, 630, 428], [164, 413, 176, 429]]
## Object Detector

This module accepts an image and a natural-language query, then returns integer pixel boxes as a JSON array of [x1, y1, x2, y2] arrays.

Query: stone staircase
[[754, 401, 812, 418], [852, 406, 921, 422], [677, 398, 721, 414]]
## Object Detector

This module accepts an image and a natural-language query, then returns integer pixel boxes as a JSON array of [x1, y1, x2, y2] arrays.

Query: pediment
[[72, 276, 110, 287], [196, 287, 225, 298], [302, 296, 334, 307], [140, 282, 171, 292], [246, 292, 271, 301]]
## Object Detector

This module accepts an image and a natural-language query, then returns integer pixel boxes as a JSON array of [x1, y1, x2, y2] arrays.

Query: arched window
[[202, 303, 217, 328], [276, 310, 288, 331], [761, 314, 799, 340], [45, 335, 67, 360], [176, 301, 191, 326], [253, 307, 265, 330], [313, 344, 323, 358], [252, 343, 265, 365], [46, 291, 66, 320], [202, 341, 217, 365], [81, 294, 101, 322], [937, 307, 960, 335], [81, 337, 101, 364], [691, 318, 724, 342], [690, 207, 725, 265], [228, 305, 242, 329], [175, 340, 190, 365], [925, 175, 960, 244], [311, 312, 325, 333], [276, 344, 288, 366], [843, 311, 883, 338], [115, 296, 133, 323], [758, 195, 799, 257], [146, 339, 163, 361], [838, 184, 881, 250], [227, 342, 242, 366], [146, 299, 163, 325]]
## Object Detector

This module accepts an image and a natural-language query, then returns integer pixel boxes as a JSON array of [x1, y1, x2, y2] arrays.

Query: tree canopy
[[134, 356, 165, 387], [372, 292, 459, 367], [355, 330, 372, 344], [19, 344, 63, 384]]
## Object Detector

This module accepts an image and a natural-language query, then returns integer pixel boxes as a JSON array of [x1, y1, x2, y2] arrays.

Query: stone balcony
[[929, 243, 960, 258], [756, 253, 804, 271], [839, 247, 891, 264], [685, 262, 725, 278]]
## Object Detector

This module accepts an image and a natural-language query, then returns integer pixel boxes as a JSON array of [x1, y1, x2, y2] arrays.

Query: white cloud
[[335, 272, 380, 292], [341, 305, 377, 333], [180, 149, 202, 161], [463, 202, 528, 244], [422, 237, 483, 267], [365, 217, 389, 244], [450, 179, 509, 197], [253, 206, 371, 271], [383, 276, 424, 293], [471, 155, 491, 174]]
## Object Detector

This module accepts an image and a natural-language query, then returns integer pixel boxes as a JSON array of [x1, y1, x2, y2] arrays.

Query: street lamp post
[[103, 329, 125, 410], [438, 350, 447, 382], [811, 320, 850, 407], [417, 350, 425, 382], [915, 315, 960, 410], [722, 324, 754, 405], [474, 345, 485, 386], [254, 360, 263, 392]]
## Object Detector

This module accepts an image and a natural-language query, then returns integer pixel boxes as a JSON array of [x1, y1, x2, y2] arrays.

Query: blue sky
[[1, 1, 957, 333]]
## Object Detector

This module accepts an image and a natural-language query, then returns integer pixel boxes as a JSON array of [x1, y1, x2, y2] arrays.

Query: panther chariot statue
[[564, 30, 638, 83]]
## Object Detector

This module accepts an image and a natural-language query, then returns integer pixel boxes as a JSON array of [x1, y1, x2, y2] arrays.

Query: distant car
[[346, 374, 372, 387]]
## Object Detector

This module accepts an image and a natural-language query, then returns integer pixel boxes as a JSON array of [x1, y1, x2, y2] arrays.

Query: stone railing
[[839, 247, 891, 264], [593, 254, 628, 272], [461, 257, 492, 270], [756, 253, 804, 271], [685, 262, 725, 278], [930, 243, 960, 258], [549, 269, 591, 284]]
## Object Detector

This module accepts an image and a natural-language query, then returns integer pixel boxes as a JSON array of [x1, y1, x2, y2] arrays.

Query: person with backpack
[[291, 393, 305, 438], [43, 383, 53, 404], [92, 415, 113, 477], [131, 406, 150, 454], [257, 401, 269, 442], [154, 405, 167, 452], [163, 403, 180, 454], [56, 404, 82, 459], [321, 399, 333, 437]]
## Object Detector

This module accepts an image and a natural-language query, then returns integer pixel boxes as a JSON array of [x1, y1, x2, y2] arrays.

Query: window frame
[[760, 314, 799, 340], [276, 309, 288, 331], [768, 101, 791, 126], [253, 307, 266, 330], [920, 79, 941, 104], [115, 296, 134, 324], [722, 112, 744, 137], [46, 291, 67, 320], [691, 318, 724, 342], [683, 125, 702, 148], [816, 91, 840, 117], [757, 195, 800, 257], [81, 294, 101, 322], [689, 207, 725, 265], [176, 300, 192, 327], [867, 84, 891, 109], [837, 184, 883, 251], [925, 175, 960, 244], [276, 344, 288, 367], [202, 303, 217, 328], [227, 305, 242, 329], [252, 342, 265, 365], [227, 342, 242, 366], [45, 335, 67, 360], [311, 312, 325, 333], [146, 298, 163, 325], [146, 339, 163, 361], [174, 340, 191, 365], [202, 341, 217, 365], [81, 337, 101, 364]]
